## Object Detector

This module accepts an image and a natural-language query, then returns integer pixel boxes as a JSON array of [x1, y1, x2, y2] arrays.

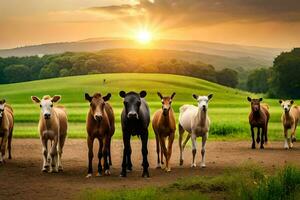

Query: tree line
[[246, 48, 300, 98], [0, 51, 238, 88]]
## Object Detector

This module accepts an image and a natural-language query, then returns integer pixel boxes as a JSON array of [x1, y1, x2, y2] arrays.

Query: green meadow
[[0, 73, 287, 140]]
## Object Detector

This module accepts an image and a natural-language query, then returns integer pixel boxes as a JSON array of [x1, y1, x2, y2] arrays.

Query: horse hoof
[[96, 172, 102, 177], [165, 168, 171, 172], [179, 159, 184, 166], [86, 174, 92, 178], [58, 166, 63, 172], [42, 168, 48, 173], [201, 164, 206, 168], [8, 156, 12, 160], [142, 171, 150, 178], [191, 163, 196, 168], [156, 164, 161, 169], [105, 170, 111, 176], [120, 171, 127, 177], [50, 169, 58, 173], [292, 137, 296, 143]]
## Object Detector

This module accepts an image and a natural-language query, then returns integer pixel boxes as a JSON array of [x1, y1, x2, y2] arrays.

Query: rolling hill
[[0, 73, 283, 140], [0, 38, 286, 70]]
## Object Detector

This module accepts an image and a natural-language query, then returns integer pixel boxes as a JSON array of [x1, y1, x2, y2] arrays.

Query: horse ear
[[259, 98, 263, 102], [31, 96, 40, 104], [51, 95, 61, 103], [119, 91, 126, 98], [0, 99, 6, 104], [157, 92, 163, 99], [208, 94, 213, 100], [103, 93, 111, 102], [279, 100, 283, 104], [291, 100, 294, 105], [85, 93, 92, 102], [171, 92, 176, 99], [140, 90, 147, 98], [247, 97, 252, 102], [192, 94, 198, 100]]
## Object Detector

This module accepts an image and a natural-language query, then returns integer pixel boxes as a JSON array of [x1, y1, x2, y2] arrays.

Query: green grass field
[[0, 73, 288, 140]]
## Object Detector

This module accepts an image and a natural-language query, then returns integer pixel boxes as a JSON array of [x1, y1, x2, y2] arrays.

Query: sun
[[136, 30, 152, 44]]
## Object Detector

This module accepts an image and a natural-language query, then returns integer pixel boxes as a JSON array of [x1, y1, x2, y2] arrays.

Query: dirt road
[[0, 139, 299, 199]]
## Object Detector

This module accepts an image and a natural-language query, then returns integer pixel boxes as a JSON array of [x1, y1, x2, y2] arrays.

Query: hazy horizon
[[1, 0, 300, 49]]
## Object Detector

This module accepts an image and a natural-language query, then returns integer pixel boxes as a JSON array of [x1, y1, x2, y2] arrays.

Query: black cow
[[119, 90, 150, 177]]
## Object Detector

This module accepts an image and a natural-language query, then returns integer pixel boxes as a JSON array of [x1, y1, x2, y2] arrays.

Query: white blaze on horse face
[[0, 104, 4, 118], [197, 96, 209, 111], [40, 99, 53, 117]]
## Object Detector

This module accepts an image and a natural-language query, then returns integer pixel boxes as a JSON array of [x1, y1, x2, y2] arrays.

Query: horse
[[279, 100, 300, 149], [179, 94, 213, 168], [31, 95, 68, 172], [152, 92, 176, 172], [0, 99, 14, 163], [85, 93, 115, 178], [247, 97, 270, 149]]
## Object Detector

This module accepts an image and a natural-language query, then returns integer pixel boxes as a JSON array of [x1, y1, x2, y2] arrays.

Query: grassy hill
[[0, 73, 285, 140]]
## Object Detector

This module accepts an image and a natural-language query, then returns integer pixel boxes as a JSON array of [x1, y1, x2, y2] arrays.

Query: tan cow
[[0, 99, 14, 163], [279, 100, 300, 149], [31, 95, 68, 172]]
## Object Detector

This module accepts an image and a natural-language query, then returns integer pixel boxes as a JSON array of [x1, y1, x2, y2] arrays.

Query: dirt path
[[0, 139, 299, 200]]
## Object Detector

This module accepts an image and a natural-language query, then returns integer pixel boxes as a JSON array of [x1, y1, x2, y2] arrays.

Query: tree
[[3, 64, 32, 83], [247, 68, 270, 93], [216, 68, 238, 88], [269, 48, 300, 98]]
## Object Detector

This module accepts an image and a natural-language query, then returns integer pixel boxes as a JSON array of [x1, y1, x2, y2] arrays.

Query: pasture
[[0, 73, 287, 140]]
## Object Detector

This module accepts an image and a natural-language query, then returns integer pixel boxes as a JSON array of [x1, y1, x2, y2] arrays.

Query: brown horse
[[152, 92, 176, 172], [247, 97, 270, 149], [0, 99, 14, 163], [85, 93, 115, 178]]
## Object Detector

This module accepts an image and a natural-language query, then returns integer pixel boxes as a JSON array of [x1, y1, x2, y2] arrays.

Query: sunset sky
[[1, 0, 300, 49]]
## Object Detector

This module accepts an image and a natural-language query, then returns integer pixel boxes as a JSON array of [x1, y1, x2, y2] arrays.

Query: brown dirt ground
[[0, 139, 299, 200]]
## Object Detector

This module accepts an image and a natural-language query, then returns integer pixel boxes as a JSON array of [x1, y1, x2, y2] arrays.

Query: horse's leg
[[256, 128, 260, 144], [8, 129, 13, 159], [97, 138, 103, 176], [108, 136, 112, 166], [127, 141, 132, 172], [178, 123, 185, 165], [161, 140, 164, 165], [166, 133, 174, 172], [141, 130, 150, 178], [265, 122, 269, 144], [289, 124, 297, 148], [291, 122, 297, 145], [0, 131, 8, 163], [57, 134, 66, 172], [41, 137, 49, 172], [86, 136, 94, 178], [260, 127, 265, 149], [159, 135, 167, 170], [103, 135, 110, 175], [120, 132, 130, 177], [155, 131, 161, 168], [251, 126, 255, 149], [200, 134, 207, 168], [49, 138, 58, 173], [283, 128, 289, 149], [191, 132, 197, 168]]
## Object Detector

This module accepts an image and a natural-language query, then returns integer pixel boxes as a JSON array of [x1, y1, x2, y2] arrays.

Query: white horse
[[179, 94, 213, 168]]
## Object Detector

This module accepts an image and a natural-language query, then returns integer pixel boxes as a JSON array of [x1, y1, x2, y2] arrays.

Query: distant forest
[[0, 50, 239, 88]]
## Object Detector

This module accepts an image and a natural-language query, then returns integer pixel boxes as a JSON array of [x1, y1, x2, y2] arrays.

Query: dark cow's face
[[157, 92, 175, 116], [0, 99, 5, 120], [85, 93, 111, 122], [119, 91, 147, 120], [248, 97, 262, 113]]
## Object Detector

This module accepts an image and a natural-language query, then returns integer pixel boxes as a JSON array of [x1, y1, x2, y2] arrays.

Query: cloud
[[86, 0, 300, 28]]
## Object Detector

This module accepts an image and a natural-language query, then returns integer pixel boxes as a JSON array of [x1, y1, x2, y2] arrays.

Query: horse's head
[[193, 94, 213, 112], [279, 99, 294, 113], [119, 90, 147, 120], [31, 95, 61, 120], [248, 97, 263, 113], [157, 92, 175, 116], [85, 93, 111, 122], [0, 99, 5, 120]]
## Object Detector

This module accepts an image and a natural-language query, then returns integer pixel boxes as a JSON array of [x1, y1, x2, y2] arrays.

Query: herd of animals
[[0, 91, 299, 178]]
